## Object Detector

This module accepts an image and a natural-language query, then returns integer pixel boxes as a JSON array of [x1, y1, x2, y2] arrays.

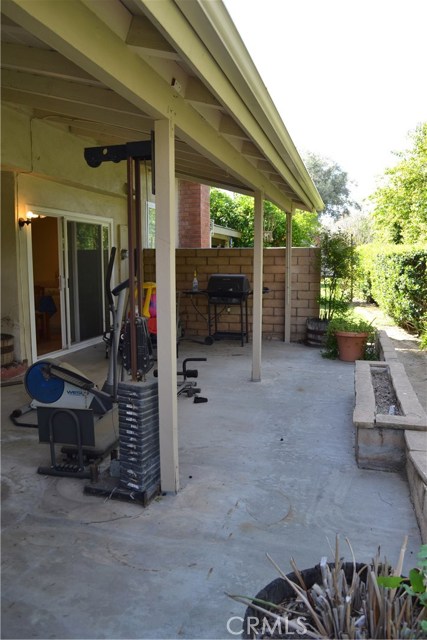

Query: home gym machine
[[10, 139, 207, 500], [10, 247, 135, 478], [83, 138, 207, 503]]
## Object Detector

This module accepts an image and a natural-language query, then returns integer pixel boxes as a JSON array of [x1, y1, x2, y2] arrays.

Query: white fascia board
[[2, 0, 292, 211]]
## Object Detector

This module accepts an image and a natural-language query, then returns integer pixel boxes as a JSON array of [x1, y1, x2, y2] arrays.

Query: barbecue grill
[[207, 274, 251, 346]]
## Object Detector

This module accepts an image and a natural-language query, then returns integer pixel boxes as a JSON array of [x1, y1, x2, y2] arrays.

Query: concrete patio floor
[[1, 339, 421, 639]]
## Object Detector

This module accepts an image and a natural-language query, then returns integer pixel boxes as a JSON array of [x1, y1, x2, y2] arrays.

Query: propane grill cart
[[181, 275, 269, 347], [207, 274, 251, 346]]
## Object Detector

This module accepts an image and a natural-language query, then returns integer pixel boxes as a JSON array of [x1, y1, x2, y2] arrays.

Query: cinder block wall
[[143, 247, 320, 342]]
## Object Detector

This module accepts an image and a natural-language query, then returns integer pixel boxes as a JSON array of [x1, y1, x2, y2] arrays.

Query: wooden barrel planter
[[306, 318, 329, 347], [1, 333, 14, 366]]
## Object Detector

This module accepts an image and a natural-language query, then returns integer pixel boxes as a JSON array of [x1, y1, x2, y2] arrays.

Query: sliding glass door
[[30, 209, 111, 357], [66, 221, 109, 344]]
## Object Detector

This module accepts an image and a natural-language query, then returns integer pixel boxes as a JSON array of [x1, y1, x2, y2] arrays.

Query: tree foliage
[[327, 210, 373, 245], [76, 222, 101, 249], [304, 152, 360, 220], [209, 189, 320, 247], [291, 210, 320, 247], [210, 191, 254, 246], [319, 229, 358, 320], [370, 123, 427, 244]]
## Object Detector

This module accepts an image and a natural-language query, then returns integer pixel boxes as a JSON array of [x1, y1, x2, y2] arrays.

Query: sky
[[223, 0, 427, 206]]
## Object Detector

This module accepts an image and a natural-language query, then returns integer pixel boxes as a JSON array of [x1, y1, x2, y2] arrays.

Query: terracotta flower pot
[[335, 330, 369, 362]]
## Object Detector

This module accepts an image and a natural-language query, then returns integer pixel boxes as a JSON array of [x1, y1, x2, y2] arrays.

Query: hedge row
[[357, 244, 427, 337]]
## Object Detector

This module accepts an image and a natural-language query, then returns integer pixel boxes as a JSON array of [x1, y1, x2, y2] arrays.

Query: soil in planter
[[370, 366, 403, 415]]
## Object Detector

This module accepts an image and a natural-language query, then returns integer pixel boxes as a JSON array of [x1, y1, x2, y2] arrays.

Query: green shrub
[[319, 229, 358, 320], [357, 244, 427, 341]]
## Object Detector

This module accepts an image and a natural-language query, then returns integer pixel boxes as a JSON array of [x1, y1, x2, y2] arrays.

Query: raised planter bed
[[353, 330, 427, 540], [354, 360, 426, 471], [405, 430, 427, 542]]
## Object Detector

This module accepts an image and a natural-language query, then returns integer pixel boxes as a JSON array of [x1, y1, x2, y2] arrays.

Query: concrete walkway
[[1, 340, 421, 639]]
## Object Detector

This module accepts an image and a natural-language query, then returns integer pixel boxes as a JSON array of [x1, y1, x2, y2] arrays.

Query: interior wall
[[31, 217, 61, 334], [32, 217, 58, 289]]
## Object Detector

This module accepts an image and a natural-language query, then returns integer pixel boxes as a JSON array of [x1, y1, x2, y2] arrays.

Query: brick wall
[[178, 181, 211, 248], [143, 247, 320, 342]]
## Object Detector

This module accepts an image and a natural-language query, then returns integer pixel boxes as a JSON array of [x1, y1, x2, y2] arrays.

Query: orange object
[[147, 317, 157, 335]]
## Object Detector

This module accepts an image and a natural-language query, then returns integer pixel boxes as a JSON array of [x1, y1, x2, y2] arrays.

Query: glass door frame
[[26, 205, 113, 361]]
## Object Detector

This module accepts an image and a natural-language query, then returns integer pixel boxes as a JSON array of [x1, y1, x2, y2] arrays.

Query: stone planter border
[[354, 360, 426, 434], [353, 330, 427, 541]]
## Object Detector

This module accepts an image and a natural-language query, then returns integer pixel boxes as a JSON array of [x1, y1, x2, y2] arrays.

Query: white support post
[[251, 189, 264, 381], [154, 117, 179, 493], [284, 208, 293, 343]]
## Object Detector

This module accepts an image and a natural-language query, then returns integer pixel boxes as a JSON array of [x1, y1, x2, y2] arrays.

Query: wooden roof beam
[[2, 68, 142, 115], [2, 88, 153, 132], [1, 42, 97, 83]]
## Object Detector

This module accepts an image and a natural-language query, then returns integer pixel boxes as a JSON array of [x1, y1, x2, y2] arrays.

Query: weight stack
[[117, 380, 160, 495]]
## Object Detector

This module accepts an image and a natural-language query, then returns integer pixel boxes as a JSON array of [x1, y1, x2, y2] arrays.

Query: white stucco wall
[[1, 172, 20, 339], [1, 103, 154, 363]]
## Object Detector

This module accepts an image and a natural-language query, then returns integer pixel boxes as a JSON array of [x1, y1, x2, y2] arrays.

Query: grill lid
[[207, 274, 250, 294]]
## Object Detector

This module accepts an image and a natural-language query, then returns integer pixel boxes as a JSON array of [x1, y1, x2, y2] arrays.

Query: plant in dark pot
[[306, 229, 357, 347], [322, 314, 377, 362], [228, 537, 427, 639]]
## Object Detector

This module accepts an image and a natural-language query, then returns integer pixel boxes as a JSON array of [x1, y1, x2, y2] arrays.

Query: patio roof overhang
[[1, 0, 323, 494], [1, 0, 323, 214]]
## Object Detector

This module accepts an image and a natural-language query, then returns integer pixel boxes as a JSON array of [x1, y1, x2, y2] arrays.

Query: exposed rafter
[[1, 0, 322, 212], [219, 114, 250, 140], [184, 77, 221, 108], [2, 88, 154, 132], [1, 41, 98, 83], [2, 68, 143, 115], [126, 15, 179, 60]]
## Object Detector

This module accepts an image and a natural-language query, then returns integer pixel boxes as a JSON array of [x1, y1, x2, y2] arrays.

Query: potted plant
[[229, 538, 427, 639], [306, 229, 357, 347], [323, 314, 377, 362]]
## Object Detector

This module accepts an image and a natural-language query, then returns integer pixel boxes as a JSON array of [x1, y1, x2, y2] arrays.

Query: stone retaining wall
[[406, 431, 427, 542]]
